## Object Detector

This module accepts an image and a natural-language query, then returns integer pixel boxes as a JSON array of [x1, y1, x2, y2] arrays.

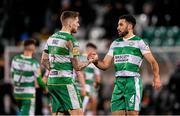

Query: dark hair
[[119, 14, 136, 28], [24, 39, 36, 47], [86, 43, 97, 49], [60, 11, 79, 23]]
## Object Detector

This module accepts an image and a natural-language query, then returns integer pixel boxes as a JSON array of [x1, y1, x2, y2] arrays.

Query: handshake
[[87, 52, 99, 64]]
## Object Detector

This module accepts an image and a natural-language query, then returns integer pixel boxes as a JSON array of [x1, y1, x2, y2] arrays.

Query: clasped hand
[[87, 52, 99, 63]]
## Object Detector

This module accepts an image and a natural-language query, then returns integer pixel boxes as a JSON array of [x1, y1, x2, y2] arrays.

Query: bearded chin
[[71, 29, 77, 33], [119, 33, 124, 37], [119, 31, 128, 37]]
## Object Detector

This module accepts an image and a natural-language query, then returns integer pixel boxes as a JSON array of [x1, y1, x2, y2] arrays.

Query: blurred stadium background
[[1, 0, 180, 115]]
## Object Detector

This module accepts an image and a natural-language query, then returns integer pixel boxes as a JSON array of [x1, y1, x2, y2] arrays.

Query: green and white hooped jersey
[[11, 54, 40, 100], [83, 63, 100, 85], [84, 63, 100, 95], [44, 31, 80, 85], [107, 35, 150, 77]]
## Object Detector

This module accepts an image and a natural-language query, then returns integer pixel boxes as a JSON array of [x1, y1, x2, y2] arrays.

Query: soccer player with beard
[[88, 15, 161, 115]]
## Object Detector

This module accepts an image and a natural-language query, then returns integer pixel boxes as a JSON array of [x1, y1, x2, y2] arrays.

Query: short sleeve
[[10, 58, 15, 73], [107, 42, 114, 57], [44, 41, 48, 50], [139, 40, 151, 55], [94, 65, 100, 75], [43, 70, 49, 78], [71, 38, 80, 57], [33, 61, 40, 77]]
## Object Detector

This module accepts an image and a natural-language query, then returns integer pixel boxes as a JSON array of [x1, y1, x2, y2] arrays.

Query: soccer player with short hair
[[82, 43, 101, 115], [11, 39, 47, 115], [41, 10, 92, 115], [89, 14, 161, 115]]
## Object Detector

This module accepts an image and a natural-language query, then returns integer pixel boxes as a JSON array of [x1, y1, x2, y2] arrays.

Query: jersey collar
[[123, 35, 135, 41], [21, 54, 32, 59], [59, 31, 71, 34]]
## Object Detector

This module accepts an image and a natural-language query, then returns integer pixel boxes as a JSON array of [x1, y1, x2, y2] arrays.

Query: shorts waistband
[[116, 76, 135, 78]]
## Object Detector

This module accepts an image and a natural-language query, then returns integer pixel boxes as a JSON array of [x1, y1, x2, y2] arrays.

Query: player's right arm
[[90, 42, 114, 70], [92, 54, 113, 71]]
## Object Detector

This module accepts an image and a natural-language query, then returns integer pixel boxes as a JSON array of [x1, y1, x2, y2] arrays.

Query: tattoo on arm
[[79, 60, 90, 70], [72, 57, 90, 71], [67, 40, 90, 70], [41, 51, 50, 70], [42, 59, 50, 70]]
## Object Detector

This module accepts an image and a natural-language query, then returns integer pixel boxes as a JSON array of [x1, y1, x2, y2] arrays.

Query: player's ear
[[127, 24, 131, 30]]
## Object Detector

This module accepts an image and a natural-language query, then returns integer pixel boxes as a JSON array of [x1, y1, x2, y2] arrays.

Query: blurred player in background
[[89, 14, 161, 115], [73, 70, 86, 97], [42, 69, 52, 114], [82, 43, 101, 115], [41, 10, 93, 115], [11, 39, 47, 115]]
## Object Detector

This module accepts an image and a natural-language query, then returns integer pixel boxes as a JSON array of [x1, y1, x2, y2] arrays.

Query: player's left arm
[[66, 40, 91, 71], [144, 52, 161, 90], [36, 68, 46, 89], [34, 64, 48, 93], [42, 70, 50, 84], [140, 39, 161, 90]]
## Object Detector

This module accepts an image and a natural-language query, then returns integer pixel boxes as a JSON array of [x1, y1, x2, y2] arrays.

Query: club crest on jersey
[[129, 42, 134, 46]]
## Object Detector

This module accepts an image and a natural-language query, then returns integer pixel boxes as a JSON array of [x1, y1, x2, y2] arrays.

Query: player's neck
[[123, 31, 134, 40], [23, 51, 33, 58], [61, 27, 71, 34]]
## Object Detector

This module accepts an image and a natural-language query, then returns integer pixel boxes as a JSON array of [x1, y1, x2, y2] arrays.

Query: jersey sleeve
[[107, 42, 114, 57], [70, 37, 80, 57], [33, 61, 40, 77], [43, 40, 49, 53], [43, 69, 50, 78], [139, 40, 151, 55], [94, 65, 100, 75], [10, 58, 15, 74]]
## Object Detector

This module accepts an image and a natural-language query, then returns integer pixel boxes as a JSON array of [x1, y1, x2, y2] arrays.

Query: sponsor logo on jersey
[[15, 88, 24, 92], [52, 39, 59, 45], [114, 55, 129, 63]]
